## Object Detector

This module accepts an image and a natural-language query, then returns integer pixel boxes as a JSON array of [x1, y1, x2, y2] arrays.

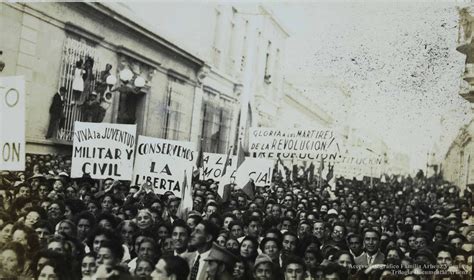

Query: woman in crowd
[[260, 237, 282, 264], [232, 256, 251, 280], [47, 201, 65, 227], [117, 220, 138, 258], [225, 238, 239, 255], [22, 206, 46, 228], [0, 153, 472, 280], [86, 200, 101, 217], [94, 240, 133, 279], [0, 242, 26, 278], [55, 218, 77, 238], [11, 223, 40, 275], [134, 257, 154, 279], [36, 259, 68, 280], [80, 253, 96, 280], [216, 232, 228, 247], [128, 237, 158, 274], [32, 250, 65, 279], [304, 247, 322, 278], [239, 236, 258, 269], [0, 220, 14, 247]]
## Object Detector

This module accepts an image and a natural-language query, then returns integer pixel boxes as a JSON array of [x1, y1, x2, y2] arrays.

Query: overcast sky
[[267, 1, 472, 171], [128, 0, 473, 172]]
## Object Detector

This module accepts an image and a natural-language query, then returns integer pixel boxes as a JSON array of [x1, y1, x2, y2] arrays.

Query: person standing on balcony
[[71, 59, 85, 105], [45, 87, 66, 139], [82, 57, 95, 105]]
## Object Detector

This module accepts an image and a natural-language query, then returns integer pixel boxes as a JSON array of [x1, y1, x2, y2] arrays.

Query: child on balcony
[[71, 59, 85, 105]]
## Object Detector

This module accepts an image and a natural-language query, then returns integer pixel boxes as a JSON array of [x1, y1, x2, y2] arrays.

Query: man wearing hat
[[183, 220, 219, 280], [28, 174, 45, 192], [253, 254, 274, 280], [204, 243, 236, 280]]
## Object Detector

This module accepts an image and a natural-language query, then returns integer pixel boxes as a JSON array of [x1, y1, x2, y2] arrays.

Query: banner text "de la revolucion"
[[251, 138, 335, 152]]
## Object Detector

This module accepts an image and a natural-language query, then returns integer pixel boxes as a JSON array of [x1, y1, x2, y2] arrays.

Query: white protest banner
[[202, 153, 237, 181], [132, 136, 195, 196], [234, 158, 273, 187], [334, 148, 384, 179], [250, 127, 340, 161], [338, 148, 384, 166], [71, 122, 136, 180], [0, 76, 25, 171]]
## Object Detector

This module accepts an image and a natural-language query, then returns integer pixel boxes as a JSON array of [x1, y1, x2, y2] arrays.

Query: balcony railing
[[55, 38, 101, 143]]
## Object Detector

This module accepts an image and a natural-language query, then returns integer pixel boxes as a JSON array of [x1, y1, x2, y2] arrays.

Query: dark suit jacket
[[181, 250, 210, 280], [49, 93, 63, 116], [354, 251, 385, 267]]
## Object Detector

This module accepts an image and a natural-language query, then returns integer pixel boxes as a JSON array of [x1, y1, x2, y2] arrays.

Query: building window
[[162, 77, 193, 141], [212, 9, 222, 67], [200, 96, 233, 153], [240, 20, 249, 72], [264, 41, 272, 84], [56, 37, 101, 142]]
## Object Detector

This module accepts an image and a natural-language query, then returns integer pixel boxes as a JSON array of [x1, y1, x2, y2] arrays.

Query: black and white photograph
[[0, 0, 473, 279]]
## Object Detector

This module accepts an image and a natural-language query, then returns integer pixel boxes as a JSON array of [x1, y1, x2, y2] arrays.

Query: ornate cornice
[[64, 22, 104, 45]]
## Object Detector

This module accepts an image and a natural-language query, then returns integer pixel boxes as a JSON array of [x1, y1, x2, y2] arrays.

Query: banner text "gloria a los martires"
[[249, 128, 340, 159]]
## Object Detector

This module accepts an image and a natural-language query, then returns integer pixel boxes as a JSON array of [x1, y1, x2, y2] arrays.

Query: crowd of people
[[0, 153, 472, 280]]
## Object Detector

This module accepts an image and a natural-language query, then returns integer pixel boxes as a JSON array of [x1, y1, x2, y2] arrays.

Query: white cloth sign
[[335, 148, 384, 179], [202, 153, 236, 181], [0, 76, 25, 171], [132, 136, 195, 196], [235, 158, 274, 187], [249, 127, 340, 160], [71, 122, 137, 180]]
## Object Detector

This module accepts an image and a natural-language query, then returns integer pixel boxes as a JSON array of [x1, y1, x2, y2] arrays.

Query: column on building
[[190, 65, 210, 148]]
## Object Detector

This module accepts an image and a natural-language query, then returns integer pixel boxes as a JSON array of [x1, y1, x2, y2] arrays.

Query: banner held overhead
[[71, 122, 137, 180], [132, 135, 195, 196], [249, 127, 340, 160], [0, 76, 25, 171]]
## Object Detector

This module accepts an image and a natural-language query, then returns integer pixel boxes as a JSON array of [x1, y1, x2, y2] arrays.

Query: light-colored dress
[[72, 67, 85, 92]]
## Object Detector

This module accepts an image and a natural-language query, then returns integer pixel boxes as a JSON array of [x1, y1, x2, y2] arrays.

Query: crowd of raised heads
[[0, 153, 473, 280]]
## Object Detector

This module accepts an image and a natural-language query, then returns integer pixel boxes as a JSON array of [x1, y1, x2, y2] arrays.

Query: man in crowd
[[347, 233, 363, 258], [172, 220, 191, 256], [46, 87, 66, 139], [253, 254, 275, 280], [283, 255, 306, 280], [184, 220, 219, 280], [0, 153, 472, 280], [203, 244, 236, 280], [355, 229, 385, 266]]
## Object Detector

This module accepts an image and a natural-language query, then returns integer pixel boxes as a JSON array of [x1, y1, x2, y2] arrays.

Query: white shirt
[[174, 249, 188, 257], [367, 253, 376, 265], [128, 257, 137, 274], [192, 249, 211, 280]]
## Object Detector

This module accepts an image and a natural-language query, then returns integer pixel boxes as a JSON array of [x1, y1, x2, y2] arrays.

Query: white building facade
[[131, 3, 289, 152]]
